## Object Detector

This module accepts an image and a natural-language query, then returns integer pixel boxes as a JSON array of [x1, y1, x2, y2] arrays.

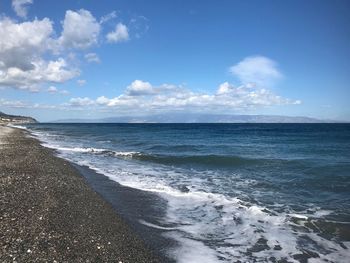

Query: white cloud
[[0, 58, 79, 90], [100, 11, 117, 24], [126, 80, 154, 96], [230, 56, 282, 87], [47, 86, 69, 95], [47, 86, 57, 93], [0, 17, 79, 91], [0, 17, 53, 71], [0, 98, 63, 109], [0, 8, 141, 93], [77, 79, 86, 86], [0, 98, 27, 108], [217, 82, 234, 95], [84, 53, 100, 63], [42, 58, 79, 82], [12, 0, 33, 18], [67, 80, 300, 112], [59, 9, 101, 49], [69, 97, 95, 106], [106, 23, 129, 43], [96, 96, 110, 105], [129, 16, 149, 39]]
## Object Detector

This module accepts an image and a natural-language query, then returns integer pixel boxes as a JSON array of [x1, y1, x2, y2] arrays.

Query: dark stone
[[179, 185, 190, 193], [274, 245, 282, 250], [233, 216, 243, 224], [247, 237, 270, 253]]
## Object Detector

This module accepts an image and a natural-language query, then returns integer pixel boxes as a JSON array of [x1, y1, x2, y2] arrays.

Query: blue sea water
[[22, 123, 350, 262]]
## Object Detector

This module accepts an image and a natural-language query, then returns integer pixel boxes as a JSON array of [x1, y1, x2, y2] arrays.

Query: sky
[[0, 0, 349, 122]]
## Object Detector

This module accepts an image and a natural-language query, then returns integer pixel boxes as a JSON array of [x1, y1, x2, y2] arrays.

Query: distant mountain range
[[52, 113, 341, 123], [0, 111, 37, 124]]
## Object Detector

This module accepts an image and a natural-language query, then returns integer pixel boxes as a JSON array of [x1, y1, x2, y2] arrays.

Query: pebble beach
[[0, 126, 160, 262]]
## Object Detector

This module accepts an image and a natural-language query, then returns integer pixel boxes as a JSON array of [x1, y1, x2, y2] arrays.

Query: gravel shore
[[0, 126, 161, 262]]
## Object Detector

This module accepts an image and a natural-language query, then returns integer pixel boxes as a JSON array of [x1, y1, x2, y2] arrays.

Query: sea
[[17, 123, 350, 262]]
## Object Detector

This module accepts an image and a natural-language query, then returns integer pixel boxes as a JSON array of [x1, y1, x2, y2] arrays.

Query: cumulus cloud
[[0, 17, 80, 91], [230, 56, 282, 87], [84, 53, 100, 63], [126, 80, 154, 96], [0, 7, 144, 93], [0, 10, 100, 93], [12, 0, 33, 18], [217, 82, 235, 95], [67, 80, 300, 112], [0, 17, 53, 71], [0, 58, 79, 90], [69, 97, 95, 106], [96, 96, 110, 105], [59, 9, 101, 49], [106, 23, 129, 43], [40, 58, 79, 82]]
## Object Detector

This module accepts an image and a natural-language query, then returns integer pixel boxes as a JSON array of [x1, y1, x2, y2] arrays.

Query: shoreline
[[71, 164, 176, 261], [0, 125, 163, 262]]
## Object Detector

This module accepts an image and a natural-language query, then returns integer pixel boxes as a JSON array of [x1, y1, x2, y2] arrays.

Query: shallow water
[[23, 123, 350, 262]]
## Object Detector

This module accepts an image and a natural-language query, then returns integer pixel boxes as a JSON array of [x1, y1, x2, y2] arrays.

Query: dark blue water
[[22, 123, 350, 262]]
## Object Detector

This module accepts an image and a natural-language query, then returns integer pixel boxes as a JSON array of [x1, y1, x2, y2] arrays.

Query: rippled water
[[22, 123, 350, 262]]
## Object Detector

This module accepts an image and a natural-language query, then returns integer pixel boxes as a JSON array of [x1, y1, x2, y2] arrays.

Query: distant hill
[[52, 113, 336, 123], [0, 111, 37, 124]]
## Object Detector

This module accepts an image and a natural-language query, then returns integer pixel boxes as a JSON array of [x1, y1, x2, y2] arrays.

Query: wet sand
[[0, 126, 161, 262]]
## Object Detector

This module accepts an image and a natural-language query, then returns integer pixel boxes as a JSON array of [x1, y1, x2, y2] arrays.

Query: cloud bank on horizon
[[0, 0, 348, 121], [68, 75, 300, 114]]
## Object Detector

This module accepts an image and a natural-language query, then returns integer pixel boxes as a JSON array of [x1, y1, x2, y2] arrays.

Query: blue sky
[[0, 0, 349, 121]]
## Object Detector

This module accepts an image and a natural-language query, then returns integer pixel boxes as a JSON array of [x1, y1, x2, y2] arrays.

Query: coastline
[[0, 126, 162, 262]]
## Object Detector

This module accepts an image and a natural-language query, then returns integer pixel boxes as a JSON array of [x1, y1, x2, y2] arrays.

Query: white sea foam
[[39, 142, 140, 157], [88, 166, 350, 262], [139, 220, 178, 231], [289, 213, 308, 220], [7, 124, 28, 130], [164, 232, 220, 263], [93, 165, 349, 262], [313, 209, 333, 218]]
